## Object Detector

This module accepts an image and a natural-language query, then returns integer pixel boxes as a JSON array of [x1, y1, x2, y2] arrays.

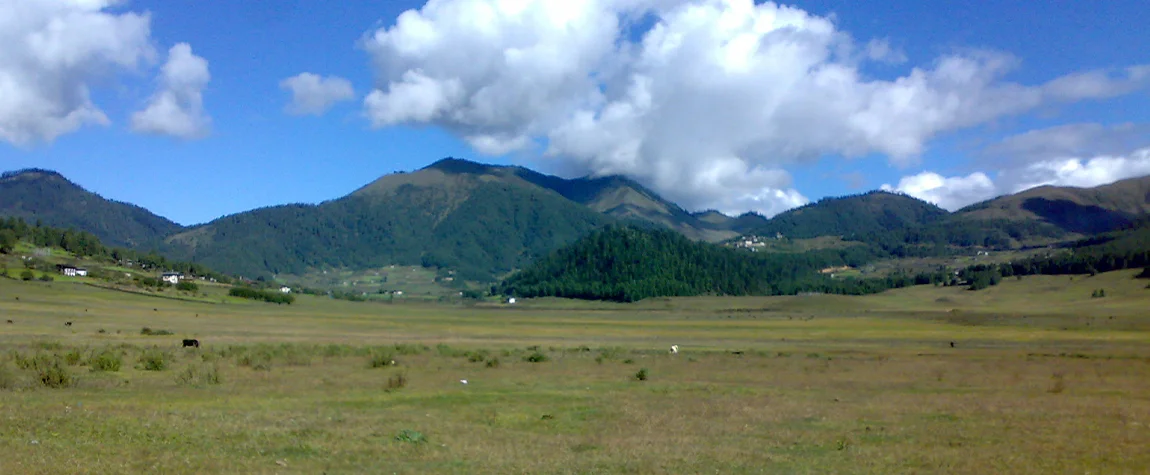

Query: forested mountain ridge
[[747, 191, 949, 240], [5, 159, 1149, 285], [0, 169, 183, 248]]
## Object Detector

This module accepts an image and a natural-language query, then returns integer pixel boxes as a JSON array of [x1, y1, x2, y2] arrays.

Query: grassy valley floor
[[1, 271, 1149, 473]]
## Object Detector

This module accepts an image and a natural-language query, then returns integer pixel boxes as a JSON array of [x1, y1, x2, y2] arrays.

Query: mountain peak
[[422, 157, 496, 175], [1, 168, 69, 183]]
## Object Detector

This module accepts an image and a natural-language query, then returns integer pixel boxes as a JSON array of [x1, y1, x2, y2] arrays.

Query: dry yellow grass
[[1, 271, 1149, 473]]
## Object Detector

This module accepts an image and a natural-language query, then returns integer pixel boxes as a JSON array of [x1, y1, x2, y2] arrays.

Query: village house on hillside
[[56, 264, 87, 277], [279, 286, 292, 293], [161, 272, 182, 284]]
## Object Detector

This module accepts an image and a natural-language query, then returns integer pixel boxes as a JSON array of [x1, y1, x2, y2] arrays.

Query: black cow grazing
[[5, 320, 12, 324], [949, 341, 956, 348], [182, 339, 200, 348], [65, 321, 72, 327]]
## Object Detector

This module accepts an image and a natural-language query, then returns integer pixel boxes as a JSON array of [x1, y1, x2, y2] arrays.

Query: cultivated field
[[1, 271, 1149, 474]]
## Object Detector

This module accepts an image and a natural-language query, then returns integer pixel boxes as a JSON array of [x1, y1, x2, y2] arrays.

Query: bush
[[368, 352, 396, 368], [88, 350, 122, 372], [395, 429, 426, 444], [175, 363, 221, 386], [228, 287, 295, 305], [20, 269, 34, 281], [634, 368, 649, 381], [386, 372, 408, 391], [485, 358, 500, 368], [138, 349, 169, 371], [39, 360, 75, 388], [175, 281, 200, 292], [37, 274, 54, 282], [523, 352, 549, 363], [236, 351, 272, 371], [63, 349, 83, 366], [140, 327, 174, 336]]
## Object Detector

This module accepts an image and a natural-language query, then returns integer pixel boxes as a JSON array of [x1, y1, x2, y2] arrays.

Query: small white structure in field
[[75, 268, 88, 277], [670, 345, 679, 355], [460, 379, 468, 385], [507, 297, 517, 305], [161, 272, 181, 284], [279, 286, 291, 294]]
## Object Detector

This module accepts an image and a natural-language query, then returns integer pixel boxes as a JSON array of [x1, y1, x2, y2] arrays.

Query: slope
[[955, 175, 1150, 236], [0, 169, 183, 249], [748, 191, 949, 239], [163, 159, 614, 281]]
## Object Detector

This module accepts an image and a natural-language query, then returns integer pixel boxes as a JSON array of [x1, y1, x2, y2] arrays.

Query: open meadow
[[2, 271, 1150, 474]]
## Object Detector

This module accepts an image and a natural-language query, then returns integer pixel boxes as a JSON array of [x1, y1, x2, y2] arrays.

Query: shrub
[[467, 350, 488, 363], [176, 363, 222, 386], [368, 352, 396, 368], [524, 352, 549, 363], [38, 274, 54, 282], [228, 287, 294, 305], [20, 269, 34, 281], [622, 358, 635, 365], [88, 350, 122, 372], [237, 351, 272, 371], [138, 349, 169, 371], [485, 358, 500, 368], [140, 327, 174, 336], [1048, 371, 1066, 394], [39, 360, 75, 388], [634, 368, 649, 381], [386, 373, 408, 391], [175, 281, 200, 292], [395, 429, 426, 444], [62, 349, 84, 366]]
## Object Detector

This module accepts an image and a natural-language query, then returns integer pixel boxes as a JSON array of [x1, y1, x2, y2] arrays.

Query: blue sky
[[2, 0, 1148, 225]]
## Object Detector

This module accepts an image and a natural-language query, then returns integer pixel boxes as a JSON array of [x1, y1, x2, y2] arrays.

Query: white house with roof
[[161, 272, 181, 284]]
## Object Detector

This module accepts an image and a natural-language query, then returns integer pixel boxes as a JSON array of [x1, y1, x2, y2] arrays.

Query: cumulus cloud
[[131, 43, 211, 139], [362, 0, 1150, 215], [0, 0, 153, 146], [281, 73, 355, 116], [882, 171, 997, 211], [984, 123, 1150, 165], [885, 146, 1150, 210], [1005, 148, 1150, 192]]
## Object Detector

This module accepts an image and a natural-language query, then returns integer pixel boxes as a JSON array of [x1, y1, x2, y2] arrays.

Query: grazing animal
[[64, 321, 72, 327], [5, 319, 12, 324], [949, 341, 956, 348], [669, 345, 679, 355], [182, 339, 200, 348]]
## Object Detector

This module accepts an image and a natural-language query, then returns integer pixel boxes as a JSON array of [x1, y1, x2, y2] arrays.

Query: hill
[[954, 175, 1150, 237], [163, 159, 616, 281], [496, 226, 917, 302], [0, 169, 183, 248], [747, 191, 948, 239]]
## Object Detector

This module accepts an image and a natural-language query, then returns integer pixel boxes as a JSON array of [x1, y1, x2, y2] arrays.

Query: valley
[[2, 271, 1149, 473]]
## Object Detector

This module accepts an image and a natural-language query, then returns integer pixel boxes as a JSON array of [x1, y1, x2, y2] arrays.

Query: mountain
[[955, 176, 1150, 236], [163, 158, 616, 280], [0, 169, 183, 248], [747, 191, 949, 239]]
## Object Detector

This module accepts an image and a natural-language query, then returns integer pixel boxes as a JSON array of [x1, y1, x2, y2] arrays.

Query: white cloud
[[881, 171, 997, 211], [1006, 148, 1150, 192], [361, 0, 1149, 215], [131, 43, 211, 139], [281, 73, 355, 116], [885, 146, 1150, 210], [984, 123, 1150, 165], [0, 0, 153, 145]]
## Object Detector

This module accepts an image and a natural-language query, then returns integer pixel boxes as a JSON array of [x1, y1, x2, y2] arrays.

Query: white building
[[161, 272, 181, 284], [279, 286, 291, 293], [75, 268, 88, 277]]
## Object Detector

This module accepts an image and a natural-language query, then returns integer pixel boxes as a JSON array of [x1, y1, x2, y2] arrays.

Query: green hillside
[[748, 191, 948, 239], [0, 169, 183, 248], [164, 161, 614, 281]]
